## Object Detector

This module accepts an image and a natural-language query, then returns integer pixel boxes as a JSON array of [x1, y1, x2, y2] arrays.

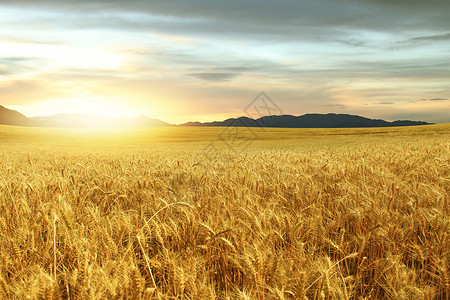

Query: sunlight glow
[[13, 97, 141, 118]]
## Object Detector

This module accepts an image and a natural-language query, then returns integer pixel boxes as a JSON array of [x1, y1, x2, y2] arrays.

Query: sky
[[0, 0, 449, 124]]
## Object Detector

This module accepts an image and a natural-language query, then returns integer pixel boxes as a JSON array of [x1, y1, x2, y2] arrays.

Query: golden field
[[0, 123, 449, 299]]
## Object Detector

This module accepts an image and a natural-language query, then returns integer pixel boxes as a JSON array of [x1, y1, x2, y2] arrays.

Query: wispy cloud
[[188, 72, 239, 82], [324, 104, 348, 109], [414, 98, 448, 102], [408, 32, 450, 43]]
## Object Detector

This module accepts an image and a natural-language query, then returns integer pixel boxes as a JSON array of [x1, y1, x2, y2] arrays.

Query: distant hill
[[180, 113, 431, 128], [31, 114, 170, 128], [0, 105, 36, 127]]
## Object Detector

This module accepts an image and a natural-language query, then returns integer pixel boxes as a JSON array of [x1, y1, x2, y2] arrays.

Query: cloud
[[363, 101, 396, 106], [213, 67, 250, 72], [0, 80, 51, 105], [188, 72, 239, 82], [0, 78, 91, 106], [324, 104, 348, 109], [2, 0, 449, 41], [0, 57, 43, 75], [415, 98, 448, 102], [408, 32, 450, 42], [335, 58, 450, 80], [0, 37, 63, 45], [0, 80, 42, 95], [385, 110, 449, 124]]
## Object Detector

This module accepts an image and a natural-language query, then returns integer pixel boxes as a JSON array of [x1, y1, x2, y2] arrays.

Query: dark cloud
[[188, 72, 239, 82], [2, 0, 449, 41]]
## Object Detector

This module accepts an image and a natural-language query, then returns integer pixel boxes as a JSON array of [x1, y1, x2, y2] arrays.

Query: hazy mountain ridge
[[0, 105, 432, 128], [31, 114, 170, 128], [0, 106, 170, 127], [0, 105, 37, 127]]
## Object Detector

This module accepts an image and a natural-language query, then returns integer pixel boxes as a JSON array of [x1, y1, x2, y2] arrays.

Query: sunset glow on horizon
[[1, 1, 449, 124]]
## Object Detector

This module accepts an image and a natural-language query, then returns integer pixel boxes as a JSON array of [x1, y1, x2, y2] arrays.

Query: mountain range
[[0, 104, 432, 128], [181, 114, 431, 128]]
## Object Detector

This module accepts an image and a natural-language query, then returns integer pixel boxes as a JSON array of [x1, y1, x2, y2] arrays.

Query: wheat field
[[0, 124, 449, 299]]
